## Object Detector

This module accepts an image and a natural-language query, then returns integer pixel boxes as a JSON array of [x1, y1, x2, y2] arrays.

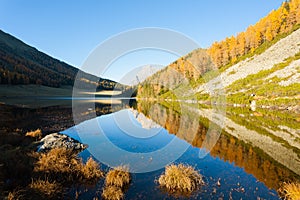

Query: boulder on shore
[[38, 133, 87, 152]]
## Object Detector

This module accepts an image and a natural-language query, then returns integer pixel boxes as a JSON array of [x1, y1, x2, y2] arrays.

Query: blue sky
[[0, 0, 284, 82]]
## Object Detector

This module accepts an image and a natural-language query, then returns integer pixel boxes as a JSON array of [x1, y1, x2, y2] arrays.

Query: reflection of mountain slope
[[185, 106, 300, 176], [137, 102, 300, 189], [130, 109, 160, 129]]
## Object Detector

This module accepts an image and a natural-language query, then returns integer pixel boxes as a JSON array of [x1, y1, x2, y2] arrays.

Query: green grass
[[226, 51, 300, 105]]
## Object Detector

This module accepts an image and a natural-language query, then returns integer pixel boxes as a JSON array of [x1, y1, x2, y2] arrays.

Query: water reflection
[[136, 101, 300, 190], [2, 98, 299, 199], [62, 100, 288, 199], [0, 98, 134, 134], [63, 109, 191, 173]]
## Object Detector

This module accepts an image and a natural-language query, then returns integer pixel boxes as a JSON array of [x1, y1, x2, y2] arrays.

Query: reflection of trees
[[0, 101, 133, 134], [0, 105, 74, 134], [207, 134, 297, 189], [137, 101, 299, 190]]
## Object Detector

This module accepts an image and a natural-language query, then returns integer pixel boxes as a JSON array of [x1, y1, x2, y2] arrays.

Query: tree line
[[208, 0, 300, 67]]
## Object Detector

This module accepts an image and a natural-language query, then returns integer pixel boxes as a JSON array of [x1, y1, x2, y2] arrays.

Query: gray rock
[[38, 133, 87, 152]]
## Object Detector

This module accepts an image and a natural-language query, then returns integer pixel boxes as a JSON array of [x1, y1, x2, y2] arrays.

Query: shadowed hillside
[[0, 29, 117, 90]]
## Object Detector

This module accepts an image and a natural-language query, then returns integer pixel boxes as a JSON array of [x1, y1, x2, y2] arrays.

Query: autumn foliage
[[208, 0, 300, 67]]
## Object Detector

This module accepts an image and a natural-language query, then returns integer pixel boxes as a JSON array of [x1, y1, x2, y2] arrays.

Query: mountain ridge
[[0, 29, 117, 90]]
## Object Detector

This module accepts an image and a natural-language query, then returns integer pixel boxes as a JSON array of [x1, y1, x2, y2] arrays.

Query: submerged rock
[[38, 133, 87, 152]]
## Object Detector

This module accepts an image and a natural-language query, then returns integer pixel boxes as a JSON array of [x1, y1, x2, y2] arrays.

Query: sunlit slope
[[137, 0, 300, 108]]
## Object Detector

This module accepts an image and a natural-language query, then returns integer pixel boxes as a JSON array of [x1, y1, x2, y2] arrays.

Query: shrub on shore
[[158, 164, 203, 193]]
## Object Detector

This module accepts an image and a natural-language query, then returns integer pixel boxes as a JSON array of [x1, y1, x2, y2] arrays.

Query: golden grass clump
[[34, 148, 103, 183], [102, 166, 131, 200], [34, 148, 78, 174], [158, 164, 203, 193], [29, 179, 62, 197], [25, 129, 42, 139], [7, 190, 24, 200], [102, 185, 124, 200], [280, 182, 300, 200], [79, 157, 104, 181], [105, 166, 131, 188]]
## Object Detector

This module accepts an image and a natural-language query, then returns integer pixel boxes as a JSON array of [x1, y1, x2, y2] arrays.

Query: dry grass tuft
[[7, 189, 25, 200], [102, 166, 130, 200], [280, 182, 300, 200], [158, 164, 203, 193], [34, 148, 78, 174], [34, 148, 103, 183], [102, 185, 124, 200], [79, 157, 104, 181], [29, 179, 62, 197], [25, 129, 42, 139], [105, 166, 131, 188]]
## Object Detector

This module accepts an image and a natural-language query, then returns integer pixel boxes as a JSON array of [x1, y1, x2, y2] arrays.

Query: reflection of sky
[[62, 108, 279, 199], [62, 109, 191, 173]]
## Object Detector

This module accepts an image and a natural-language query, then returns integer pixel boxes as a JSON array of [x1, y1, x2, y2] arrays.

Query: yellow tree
[[228, 36, 238, 62], [287, 0, 298, 28], [265, 27, 273, 41], [279, 4, 290, 33], [245, 25, 256, 53], [297, 9, 300, 23], [270, 9, 282, 37], [221, 39, 230, 66], [254, 26, 263, 48], [208, 42, 222, 67], [296, 1, 300, 23], [237, 32, 246, 56]]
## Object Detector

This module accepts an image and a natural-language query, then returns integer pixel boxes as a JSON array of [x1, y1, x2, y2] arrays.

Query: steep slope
[[137, 0, 300, 108], [137, 48, 215, 98], [0, 29, 116, 89], [197, 28, 300, 93]]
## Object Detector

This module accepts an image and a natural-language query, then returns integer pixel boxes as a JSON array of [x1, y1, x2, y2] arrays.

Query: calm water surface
[[61, 100, 300, 199], [1, 99, 299, 199]]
